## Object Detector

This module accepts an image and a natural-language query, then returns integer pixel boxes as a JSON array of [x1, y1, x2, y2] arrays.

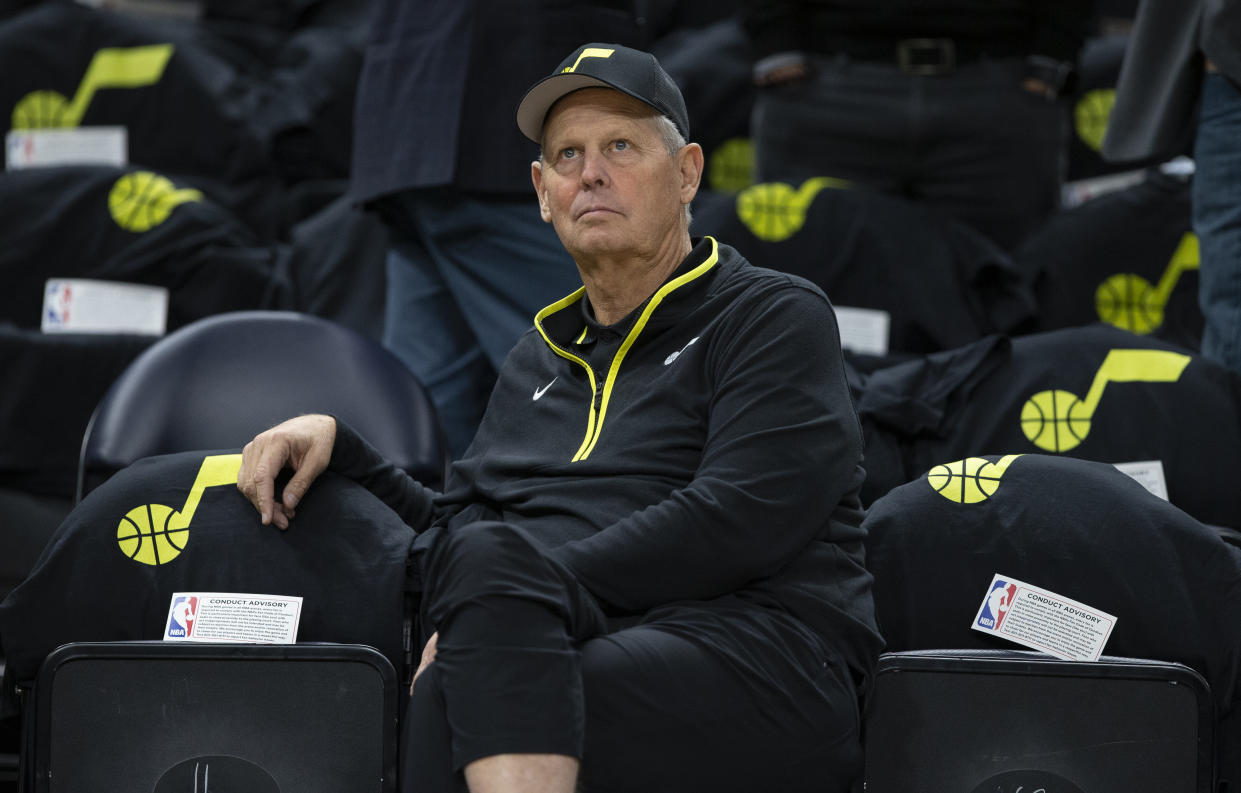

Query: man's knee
[[422, 521, 575, 629]]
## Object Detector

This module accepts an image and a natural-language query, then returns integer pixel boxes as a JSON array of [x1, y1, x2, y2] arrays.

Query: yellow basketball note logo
[[12, 44, 173, 130], [736, 176, 849, 242], [108, 171, 201, 232], [1074, 88, 1115, 152], [116, 454, 241, 566], [927, 454, 1023, 503], [1020, 349, 1190, 452], [1095, 233, 1199, 334], [708, 138, 754, 194]]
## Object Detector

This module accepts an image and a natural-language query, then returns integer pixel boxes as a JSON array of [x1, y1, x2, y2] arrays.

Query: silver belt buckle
[[896, 38, 956, 75]]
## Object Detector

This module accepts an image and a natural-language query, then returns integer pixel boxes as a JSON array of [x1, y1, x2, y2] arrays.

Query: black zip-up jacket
[[331, 237, 883, 681]]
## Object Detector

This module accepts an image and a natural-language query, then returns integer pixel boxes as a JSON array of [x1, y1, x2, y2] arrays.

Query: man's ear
[[531, 160, 552, 223], [677, 142, 704, 206]]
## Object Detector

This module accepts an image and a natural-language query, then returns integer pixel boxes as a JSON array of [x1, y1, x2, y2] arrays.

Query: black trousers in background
[[751, 55, 1066, 251], [400, 522, 863, 793]]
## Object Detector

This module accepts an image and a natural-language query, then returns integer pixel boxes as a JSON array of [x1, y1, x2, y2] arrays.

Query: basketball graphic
[[117, 503, 190, 566], [1095, 233, 1200, 335], [10, 90, 70, 129], [736, 176, 847, 242], [708, 138, 754, 194], [107, 171, 202, 232], [1018, 349, 1190, 454], [737, 182, 802, 241], [927, 455, 1022, 504], [1095, 273, 1162, 334], [1021, 389, 1091, 452], [115, 454, 242, 566], [1074, 88, 1115, 152], [11, 43, 174, 131]]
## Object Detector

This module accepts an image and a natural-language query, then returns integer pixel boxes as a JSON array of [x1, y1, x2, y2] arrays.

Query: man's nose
[[579, 149, 608, 186]]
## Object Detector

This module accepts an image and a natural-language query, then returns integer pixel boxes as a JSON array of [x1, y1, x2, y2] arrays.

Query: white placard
[[971, 573, 1117, 662], [1060, 168, 1147, 208], [164, 592, 302, 644], [6, 127, 127, 170], [833, 305, 890, 356], [1113, 459, 1169, 501], [42, 278, 167, 335]]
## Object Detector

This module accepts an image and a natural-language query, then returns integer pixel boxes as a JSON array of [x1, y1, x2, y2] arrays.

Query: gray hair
[[654, 116, 693, 227]]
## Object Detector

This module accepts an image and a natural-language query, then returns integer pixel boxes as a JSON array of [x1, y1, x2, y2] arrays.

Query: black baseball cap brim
[[516, 43, 689, 144]]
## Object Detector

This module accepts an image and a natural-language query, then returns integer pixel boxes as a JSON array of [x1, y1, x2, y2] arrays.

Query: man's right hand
[[237, 414, 337, 530]]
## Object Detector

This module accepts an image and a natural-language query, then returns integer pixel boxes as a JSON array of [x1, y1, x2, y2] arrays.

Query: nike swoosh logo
[[533, 377, 557, 401], [664, 336, 700, 366]]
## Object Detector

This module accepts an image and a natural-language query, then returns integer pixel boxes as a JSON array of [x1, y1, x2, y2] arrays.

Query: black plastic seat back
[[77, 310, 449, 501]]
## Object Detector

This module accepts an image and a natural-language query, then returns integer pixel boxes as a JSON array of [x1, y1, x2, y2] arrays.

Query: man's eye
[[614, 140, 628, 151], [561, 148, 577, 159]]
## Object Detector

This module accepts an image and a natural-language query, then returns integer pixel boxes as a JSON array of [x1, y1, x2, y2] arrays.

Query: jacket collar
[[535, 236, 720, 350]]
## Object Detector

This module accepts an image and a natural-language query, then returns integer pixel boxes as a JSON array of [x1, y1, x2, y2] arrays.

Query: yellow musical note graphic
[[736, 176, 850, 242], [11, 44, 173, 129], [108, 171, 202, 232], [1020, 349, 1190, 452], [116, 454, 241, 566], [562, 47, 615, 73], [927, 454, 1023, 503], [1095, 233, 1199, 334]]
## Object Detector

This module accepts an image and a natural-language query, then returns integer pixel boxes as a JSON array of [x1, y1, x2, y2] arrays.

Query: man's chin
[[564, 231, 631, 263]]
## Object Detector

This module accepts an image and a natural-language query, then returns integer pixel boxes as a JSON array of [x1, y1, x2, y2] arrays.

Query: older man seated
[[238, 43, 881, 793]]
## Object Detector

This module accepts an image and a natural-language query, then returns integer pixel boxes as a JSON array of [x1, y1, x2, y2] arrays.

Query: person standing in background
[[741, 1, 1093, 251], [1103, 0, 1241, 375], [349, 1, 645, 457]]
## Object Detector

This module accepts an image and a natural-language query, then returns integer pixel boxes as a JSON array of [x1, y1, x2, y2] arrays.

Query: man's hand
[[752, 52, 809, 87], [237, 414, 336, 529], [411, 631, 439, 695], [754, 60, 808, 86]]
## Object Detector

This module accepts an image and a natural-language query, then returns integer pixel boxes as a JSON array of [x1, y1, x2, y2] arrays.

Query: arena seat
[[863, 649, 1214, 792], [2, 448, 420, 790], [1017, 168, 1200, 351], [855, 324, 1241, 529], [691, 182, 1036, 358], [25, 641, 398, 793], [76, 310, 450, 502], [862, 453, 1241, 787]]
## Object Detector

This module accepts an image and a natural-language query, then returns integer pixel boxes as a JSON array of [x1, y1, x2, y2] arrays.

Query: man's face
[[531, 88, 700, 263]]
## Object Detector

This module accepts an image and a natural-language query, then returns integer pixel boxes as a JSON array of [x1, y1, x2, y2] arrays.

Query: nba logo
[[44, 280, 71, 327], [977, 580, 1017, 631], [168, 596, 197, 638]]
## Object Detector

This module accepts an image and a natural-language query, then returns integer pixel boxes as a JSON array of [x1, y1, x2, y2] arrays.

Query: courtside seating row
[[0, 311, 1239, 791]]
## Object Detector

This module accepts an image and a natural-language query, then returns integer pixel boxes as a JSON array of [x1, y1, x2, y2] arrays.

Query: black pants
[[752, 55, 1065, 251], [400, 522, 862, 793]]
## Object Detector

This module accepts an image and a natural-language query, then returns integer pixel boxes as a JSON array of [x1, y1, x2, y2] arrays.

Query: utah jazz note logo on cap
[[116, 454, 240, 566], [1095, 233, 1199, 335], [12, 44, 173, 129], [1020, 348, 1190, 453], [926, 454, 1022, 504], [107, 171, 202, 232], [562, 47, 614, 73], [736, 177, 849, 242]]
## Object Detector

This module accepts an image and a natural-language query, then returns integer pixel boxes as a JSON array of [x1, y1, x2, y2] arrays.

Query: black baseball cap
[[516, 43, 690, 144]]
